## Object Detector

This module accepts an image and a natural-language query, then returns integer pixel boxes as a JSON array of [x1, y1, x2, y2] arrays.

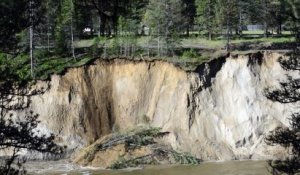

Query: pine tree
[[182, 0, 197, 36], [217, 0, 239, 50], [144, 0, 185, 56], [285, 0, 300, 41], [196, 0, 217, 40], [28, 0, 43, 78], [265, 48, 300, 175], [0, 0, 43, 53], [0, 53, 64, 175], [55, 0, 76, 58]]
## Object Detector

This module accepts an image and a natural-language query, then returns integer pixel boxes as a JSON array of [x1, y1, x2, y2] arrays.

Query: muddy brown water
[[25, 160, 271, 175]]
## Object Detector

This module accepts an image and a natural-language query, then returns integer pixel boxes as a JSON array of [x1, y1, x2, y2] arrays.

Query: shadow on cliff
[[194, 54, 228, 90], [80, 64, 116, 144]]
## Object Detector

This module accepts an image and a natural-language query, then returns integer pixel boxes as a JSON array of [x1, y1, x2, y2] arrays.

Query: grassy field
[[75, 31, 295, 51], [242, 30, 292, 35]]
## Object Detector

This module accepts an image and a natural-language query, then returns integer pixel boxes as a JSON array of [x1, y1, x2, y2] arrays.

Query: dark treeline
[[0, 0, 300, 47], [1, 0, 299, 53]]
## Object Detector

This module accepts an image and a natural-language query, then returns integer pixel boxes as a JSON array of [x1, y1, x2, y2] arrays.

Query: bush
[[108, 37, 120, 56], [34, 49, 52, 60], [181, 49, 199, 59]]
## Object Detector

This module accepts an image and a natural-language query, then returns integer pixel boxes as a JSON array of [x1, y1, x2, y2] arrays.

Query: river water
[[25, 160, 271, 175]]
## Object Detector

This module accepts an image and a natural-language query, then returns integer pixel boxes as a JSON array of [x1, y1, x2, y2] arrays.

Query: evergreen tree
[[236, 0, 252, 35], [54, 0, 76, 57], [285, 0, 300, 41], [0, 52, 64, 175], [196, 0, 217, 40], [265, 48, 300, 175], [271, 0, 287, 35], [144, 0, 185, 56], [0, 0, 43, 53], [87, 0, 131, 36], [217, 0, 239, 50], [182, 0, 197, 36], [28, 0, 44, 78]]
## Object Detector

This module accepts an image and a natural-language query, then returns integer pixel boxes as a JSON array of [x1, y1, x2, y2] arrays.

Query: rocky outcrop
[[22, 52, 298, 161]]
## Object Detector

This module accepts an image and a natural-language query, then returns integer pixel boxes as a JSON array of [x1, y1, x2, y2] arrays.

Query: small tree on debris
[[0, 59, 64, 175], [265, 48, 300, 175]]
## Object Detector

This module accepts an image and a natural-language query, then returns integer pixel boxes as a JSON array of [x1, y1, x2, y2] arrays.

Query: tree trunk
[[98, 16, 101, 37], [29, 0, 34, 78], [147, 36, 150, 57], [99, 13, 106, 36], [30, 25, 34, 78], [70, 15, 75, 60], [157, 21, 160, 57], [208, 0, 212, 41], [157, 36, 160, 57], [263, 0, 268, 38], [47, 29, 50, 51], [226, 9, 230, 51], [264, 22, 268, 38], [277, 16, 282, 35], [186, 26, 190, 37], [104, 43, 107, 58]]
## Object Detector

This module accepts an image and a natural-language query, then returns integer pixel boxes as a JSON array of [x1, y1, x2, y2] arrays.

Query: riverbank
[[25, 160, 271, 175]]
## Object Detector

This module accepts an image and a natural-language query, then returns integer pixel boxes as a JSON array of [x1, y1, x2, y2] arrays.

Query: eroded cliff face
[[24, 52, 298, 161]]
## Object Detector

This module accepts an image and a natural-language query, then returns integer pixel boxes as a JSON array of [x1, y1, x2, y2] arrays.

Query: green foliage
[[196, 0, 218, 39], [0, 53, 64, 174], [217, 0, 239, 30], [107, 37, 120, 56], [117, 15, 139, 57], [0, 53, 30, 82], [169, 151, 201, 165], [54, 0, 74, 56], [0, 52, 93, 81], [34, 49, 53, 59], [0, 0, 43, 53], [144, 0, 186, 56], [98, 127, 201, 169], [182, 0, 197, 35], [54, 29, 68, 55], [34, 55, 93, 80], [265, 49, 300, 175], [285, 0, 300, 41], [109, 149, 201, 169], [181, 49, 199, 59], [90, 37, 101, 57], [109, 155, 157, 169]]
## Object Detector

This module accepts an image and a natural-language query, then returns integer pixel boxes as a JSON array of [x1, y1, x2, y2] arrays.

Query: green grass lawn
[[242, 30, 292, 35], [231, 36, 294, 44], [75, 31, 295, 51]]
